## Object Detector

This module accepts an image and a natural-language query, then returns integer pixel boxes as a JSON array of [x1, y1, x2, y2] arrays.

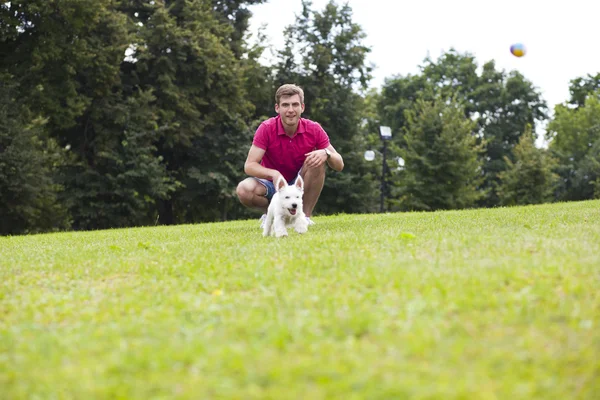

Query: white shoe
[[259, 214, 267, 228], [306, 217, 315, 226]]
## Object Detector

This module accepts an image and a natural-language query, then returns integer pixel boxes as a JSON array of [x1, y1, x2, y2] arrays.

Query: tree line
[[1, 0, 599, 236]]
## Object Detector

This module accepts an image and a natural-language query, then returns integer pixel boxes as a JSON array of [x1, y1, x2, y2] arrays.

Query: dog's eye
[[285, 196, 290, 199]]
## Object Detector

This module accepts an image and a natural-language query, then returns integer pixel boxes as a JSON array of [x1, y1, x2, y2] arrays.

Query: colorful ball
[[510, 43, 526, 57]]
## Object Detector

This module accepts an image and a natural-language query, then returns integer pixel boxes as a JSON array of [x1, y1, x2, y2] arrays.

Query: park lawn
[[1, 200, 599, 399]]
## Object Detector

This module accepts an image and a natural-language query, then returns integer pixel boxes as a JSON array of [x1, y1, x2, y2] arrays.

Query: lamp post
[[379, 126, 392, 213], [364, 126, 393, 213]]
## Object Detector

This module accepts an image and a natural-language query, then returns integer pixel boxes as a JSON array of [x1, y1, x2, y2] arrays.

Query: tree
[[497, 126, 558, 206], [211, 0, 265, 51], [0, 77, 70, 235], [478, 68, 548, 206], [59, 89, 176, 230], [579, 140, 600, 199], [120, 0, 264, 223], [0, 0, 130, 133], [1, 0, 132, 232], [395, 98, 484, 211], [568, 73, 600, 108], [0, 0, 176, 231], [378, 50, 547, 207], [240, 27, 277, 127], [547, 92, 600, 201], [377, 73, 427, 147]]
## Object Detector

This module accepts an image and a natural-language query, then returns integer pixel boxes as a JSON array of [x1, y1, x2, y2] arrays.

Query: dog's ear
[[295, 175, 304, 191], [275, 176, 287, 192]]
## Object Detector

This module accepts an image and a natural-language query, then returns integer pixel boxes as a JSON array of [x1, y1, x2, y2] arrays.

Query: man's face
[[275, 94, 304, 129]]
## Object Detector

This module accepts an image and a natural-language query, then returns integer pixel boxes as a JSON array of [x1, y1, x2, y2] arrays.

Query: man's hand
[[304, 149, 327, 169], [269, 170, 285, 186]]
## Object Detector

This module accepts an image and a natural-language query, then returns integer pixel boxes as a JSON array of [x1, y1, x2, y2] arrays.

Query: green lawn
[[1, 200, 599, 399]]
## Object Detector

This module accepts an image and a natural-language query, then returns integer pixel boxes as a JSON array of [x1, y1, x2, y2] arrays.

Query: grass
[[1, 200, 599, 399]]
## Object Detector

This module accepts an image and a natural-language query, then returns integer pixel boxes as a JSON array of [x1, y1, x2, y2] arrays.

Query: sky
[[248, 0, 600, 114]]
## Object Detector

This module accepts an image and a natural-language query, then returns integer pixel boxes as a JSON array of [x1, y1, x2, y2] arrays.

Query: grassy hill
[[1, 200, 599, 399]]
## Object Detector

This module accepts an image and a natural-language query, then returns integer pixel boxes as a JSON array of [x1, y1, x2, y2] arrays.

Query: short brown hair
[[275, 84, 304, 105]]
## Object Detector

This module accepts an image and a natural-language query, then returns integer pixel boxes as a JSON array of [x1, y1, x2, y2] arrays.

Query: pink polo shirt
[[252, 115, 330, 182]]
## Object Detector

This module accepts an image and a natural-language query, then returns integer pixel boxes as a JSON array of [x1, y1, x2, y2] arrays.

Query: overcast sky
[[248, 0, 600, 112]]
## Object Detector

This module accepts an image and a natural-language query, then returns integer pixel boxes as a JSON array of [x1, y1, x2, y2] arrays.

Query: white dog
[[263, 176, 309, 238]]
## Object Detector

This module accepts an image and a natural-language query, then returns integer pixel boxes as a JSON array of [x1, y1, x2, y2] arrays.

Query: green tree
[[378, 50, 547, 207], [210, 0, 266, 57], [1, 0, 278, 231], [479, 68, 548, 206], [0, 0, 129, 133], [59, 89, 176, 230], [0, 78, 70, 235], [396, 98, 484, 211], [120, 0, 264, 223], [240, 27, 277, 127], [497, 126, 559, 206], [378, 73, 427, 147], [568, 73, 600, 108], [547, 92, 600, 201], [0, 0, 176, 231], [579, 140, 600, 199], [273, 0, 375, 214]]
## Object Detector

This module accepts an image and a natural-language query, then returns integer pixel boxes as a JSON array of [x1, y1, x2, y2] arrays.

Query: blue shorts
[[253, 172, 301, 202]]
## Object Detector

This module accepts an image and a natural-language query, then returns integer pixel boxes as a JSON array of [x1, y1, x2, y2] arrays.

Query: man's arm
[[324, 144, 344, 171], [244, 145, 284, 182], [304, 144, 344, 171]]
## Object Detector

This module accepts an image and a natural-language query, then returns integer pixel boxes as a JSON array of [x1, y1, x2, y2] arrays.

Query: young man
[[236, 83, 344, 225]]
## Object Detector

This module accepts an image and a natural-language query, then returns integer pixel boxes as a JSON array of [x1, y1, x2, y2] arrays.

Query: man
[[236, 83, 344, 225]]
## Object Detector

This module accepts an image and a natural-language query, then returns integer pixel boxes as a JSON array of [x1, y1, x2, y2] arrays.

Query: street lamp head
[[379, 126, 392, 140], [397, 157, 405, 170], [364, 150, 375, 161]]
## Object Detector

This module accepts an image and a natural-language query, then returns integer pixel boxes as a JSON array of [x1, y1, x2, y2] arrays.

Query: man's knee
[[302, 161, 326, 178], [236, 179, 265, 204], [236, 180, 252, 202]]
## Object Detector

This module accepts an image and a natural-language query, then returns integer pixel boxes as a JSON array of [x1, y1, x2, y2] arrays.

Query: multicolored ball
[[510, 43, 526, 57]]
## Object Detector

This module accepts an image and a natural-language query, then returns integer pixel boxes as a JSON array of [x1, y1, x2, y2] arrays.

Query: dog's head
[[275, 176, 304, 217]]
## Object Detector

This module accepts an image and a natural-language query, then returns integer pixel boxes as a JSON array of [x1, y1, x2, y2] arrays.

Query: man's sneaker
[[306, 217, 315, 226], [259, 214, 267, 228]]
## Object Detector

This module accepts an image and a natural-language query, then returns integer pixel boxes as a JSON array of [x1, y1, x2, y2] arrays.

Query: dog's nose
[[291, 203, 297, 209]]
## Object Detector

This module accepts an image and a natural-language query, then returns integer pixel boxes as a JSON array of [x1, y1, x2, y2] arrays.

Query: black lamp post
[[364, 126, 393, 213], [378, 126, 392, 213]]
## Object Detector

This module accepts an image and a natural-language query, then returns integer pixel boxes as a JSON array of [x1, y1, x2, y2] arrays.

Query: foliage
[[0, 0, 268, 232], [394, 98, 484, 211], [240, 26, 277, 127], [378, 50, 547, 207], [120, 0, 263, 223], [547, 92, 600, 201], [59, 89, 177, 230], [568, 73, 600, 108], [497, 126, 559, 206], [0, 0, 174, 230], [0, 0, 130, 132], [0, 78, 70, 235]]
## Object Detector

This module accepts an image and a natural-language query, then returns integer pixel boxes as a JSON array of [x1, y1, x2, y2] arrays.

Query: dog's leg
[[273, 215, 288, 238], [263, 211, 274, 237], [294, 213, 309, 234]]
